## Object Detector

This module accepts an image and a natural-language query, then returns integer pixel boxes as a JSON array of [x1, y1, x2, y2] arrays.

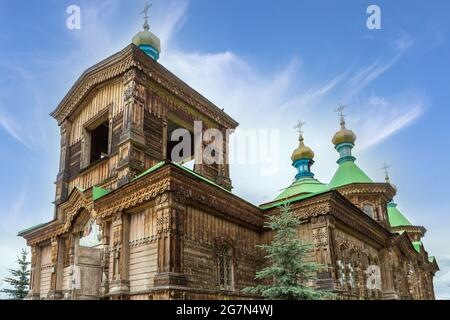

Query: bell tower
[[52, 6, 237, 209]]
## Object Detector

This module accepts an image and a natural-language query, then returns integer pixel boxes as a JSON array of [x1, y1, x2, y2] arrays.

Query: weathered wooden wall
[[183, 205, 261, 292], [128, 207, 158, 293], [39, 245, 52, 298], [69, 80, 124, 146]]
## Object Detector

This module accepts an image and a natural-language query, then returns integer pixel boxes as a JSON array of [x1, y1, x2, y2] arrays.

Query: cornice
[[51, 45, 135, 124], [335, 182, 396, 201], [94, 163, 263, 228], [328, 192, 391, 246], [51, 44, 238, 129], [265, 191, 391, 246], [169, 168, 263, 229], [392, 225, 427, 237]]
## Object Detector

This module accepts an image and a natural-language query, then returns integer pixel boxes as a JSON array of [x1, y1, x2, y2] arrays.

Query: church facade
[[19, 17, 438, 300]]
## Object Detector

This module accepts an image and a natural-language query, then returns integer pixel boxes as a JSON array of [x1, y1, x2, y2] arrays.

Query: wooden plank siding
[[128, 207, 158, 293], [39, 245, 52, 299], [69, 80, 124, 146], [183, 206, 261, 291]]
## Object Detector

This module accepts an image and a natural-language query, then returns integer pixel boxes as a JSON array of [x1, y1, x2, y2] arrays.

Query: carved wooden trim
[[51, 45, 238, 129]]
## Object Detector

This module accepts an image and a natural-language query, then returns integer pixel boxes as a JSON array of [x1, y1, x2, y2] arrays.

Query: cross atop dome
[[335, 104, 347, 129], [294, 120, 306, 140], [332, 104, 357, 165], [381, 163, 391, 183], [291, 121, 315, 179], [335, 104, 347, 117], [141, 2, 152, 30], [132, 2, 161, 61]]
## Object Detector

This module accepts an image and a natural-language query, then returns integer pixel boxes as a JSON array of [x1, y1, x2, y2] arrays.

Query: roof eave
[[51, 44, 239, 129]]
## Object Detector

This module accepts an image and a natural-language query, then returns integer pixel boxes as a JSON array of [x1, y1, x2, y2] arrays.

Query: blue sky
[[0, 0, 449, 298]]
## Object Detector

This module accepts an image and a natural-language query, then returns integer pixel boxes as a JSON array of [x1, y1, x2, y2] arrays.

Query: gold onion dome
[[332, 117, 356, 146], [132, 23, 161, 52], [291, 136, 315, 162]]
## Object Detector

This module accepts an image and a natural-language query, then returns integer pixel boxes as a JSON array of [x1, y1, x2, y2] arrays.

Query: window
[[363, 204, 375, 219], [167, 120, 194, 163], [89, 121, 109, 164], [217, 245, 233, 290]]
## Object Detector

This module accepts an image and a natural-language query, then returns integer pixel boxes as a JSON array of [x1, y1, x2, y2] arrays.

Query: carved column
[[48, 237, 64, 300], [311, 216, 335, 291], [217, 127, 232, 191], [29, 245, 42, 300], [117, 68, 148, 186], [154, 192, 187, 287], [380, 248, 399, 300], [55, 120, 72, 207], [99, 221, 110, 296], [162, 116, 168, 159], [109, 213, 130, 295]]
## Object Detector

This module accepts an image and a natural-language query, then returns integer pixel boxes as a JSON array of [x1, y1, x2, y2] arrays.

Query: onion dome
[[290, 122, 315, 174], [274, 123, 326, 201], [385, 170, 425, 243], [291, 135, 315, 162], [328, 105, 374, 188], [332, 114, 356, 146], [132, 4, 161, 61]]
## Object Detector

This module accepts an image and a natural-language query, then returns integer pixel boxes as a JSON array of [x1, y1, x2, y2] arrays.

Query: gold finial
[[294, 120, 306, 142], [141, 2, 152, 30], [381, 163, 391, 183], [335, 103, 347, 129]]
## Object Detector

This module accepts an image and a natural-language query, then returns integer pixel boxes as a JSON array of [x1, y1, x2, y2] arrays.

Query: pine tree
[[1, 248, 31, 300], [243, 204, 334, 300]]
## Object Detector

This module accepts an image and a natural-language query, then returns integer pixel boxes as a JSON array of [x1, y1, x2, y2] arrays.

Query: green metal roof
[[75, 186, 86, 193], [98, 160, 256, 207], [274, 177, 327, 201], [261, 189, 331, 211], [18, 223, 48, 236], [413, 241, 422, 253], [92, 186, 110, 201], [387, 202, 412, 228], [133, 161, 166, 181], [171, 161, 233, 195], [133, 160, 233, 195], [329, 161, 373, 188]]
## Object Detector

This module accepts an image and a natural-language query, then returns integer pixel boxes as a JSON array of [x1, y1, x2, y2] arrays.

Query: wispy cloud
[[154, 0, 189, 48], [277, 69, 350, 114], [353, 92, 426, 151], [391, 31, 415, 52], [0, 108, 32, 149], [343, 57, 400, 102]]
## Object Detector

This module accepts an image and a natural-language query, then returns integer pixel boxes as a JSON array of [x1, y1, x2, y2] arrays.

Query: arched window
[[217, 245, 233, 290], [363, 204, 375, 219], [79, 218, 102, 248]]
